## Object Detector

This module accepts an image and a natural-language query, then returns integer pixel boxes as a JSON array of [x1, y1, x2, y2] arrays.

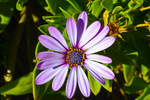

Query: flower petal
[[66, 18, 77, 47], [35, 67, 61, 85], [84, 60, 115, 80], [39, 35, 66, 52], [37, 58, 64, 70], [66, 67, 77, 99], [48, 26, 68, 49], [85, 65, 105, 84], [37, 51, 64, 60], [83, 25, 109, 50], [79, 21, 101, 47], [78, 11, 88, 32], [77, 19, 84, 45], [77, 66, 90, 97], [87, 54, 112, 64], [52, 64, 69, 91], [77, 11, 88, 44], [86, 36, 115, 54]]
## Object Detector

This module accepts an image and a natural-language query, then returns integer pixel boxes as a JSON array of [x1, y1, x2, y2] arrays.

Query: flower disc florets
[[65, 48, 86, 66]]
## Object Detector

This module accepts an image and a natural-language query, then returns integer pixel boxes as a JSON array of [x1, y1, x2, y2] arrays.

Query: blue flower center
[[65, 48, 86, 66]]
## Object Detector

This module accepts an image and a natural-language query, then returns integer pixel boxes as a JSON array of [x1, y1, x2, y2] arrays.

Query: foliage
[[0, 0, 150, 100]]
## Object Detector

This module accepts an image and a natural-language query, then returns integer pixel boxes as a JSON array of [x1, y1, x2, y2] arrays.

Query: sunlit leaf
[[128, 0, 144, 10], [88, 72, 101, 95], [112, 6, 124, 14], [102, 79, 112, 92], [66, 0, 81, 12], [38, 24, 49, 35], [141, 64, 150, 82], [87, 0, 103, 17], [45, 0, 81, 15], [0, 72, 32, 95], [101, 0, 113, 11], [16, 0, 28, 11], [126, 51, 139, 56], [135, 84, 150, 100], [123, 64, 136, 86], [59, 7, 72, 18], [124, 77, 148, 94]]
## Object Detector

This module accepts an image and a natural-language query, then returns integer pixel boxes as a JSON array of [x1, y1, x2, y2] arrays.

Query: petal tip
[[95, 21, 101, 26], [48, 26, 54, 32], [111, 36, 116, 42], [52, 85, 58, 91], [83, 92, 90, 98], [48, 26, 53, 29], [38, 35, 44, 40], [81, 11, 87, 15], [110, 73, 115, 80], [38, 35, 48, 42], [35, 78, 42, 85], [66, 93, 73, 99], [107, 71, 115, 80], [108, 58, 112, 64]]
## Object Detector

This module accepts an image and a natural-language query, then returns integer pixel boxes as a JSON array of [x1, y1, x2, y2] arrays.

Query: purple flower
[[35, 11, 115, 99]]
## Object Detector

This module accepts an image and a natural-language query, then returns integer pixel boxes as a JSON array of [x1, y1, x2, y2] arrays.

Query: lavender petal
[[38, 35, 66, 52], [48, 26, 68, 49], [66, 67, 77, 99], [86, 36, 115, 54], [52, 64, 69, 91], [77, 66, 90, 97], [87, 54, 112, 64], [66, 18, 77, 47]]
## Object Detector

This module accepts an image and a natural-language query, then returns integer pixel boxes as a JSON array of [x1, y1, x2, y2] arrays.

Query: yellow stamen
[[103, 10, 109, 25], [140, 6, 150, 12], [135, 20, 150, 32]]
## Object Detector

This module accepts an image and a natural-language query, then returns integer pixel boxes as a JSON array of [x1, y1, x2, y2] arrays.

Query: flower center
[[65, 48, 86, 66]]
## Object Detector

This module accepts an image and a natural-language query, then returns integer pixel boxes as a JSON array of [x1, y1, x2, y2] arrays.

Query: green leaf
[[112, 6, 124, 14], [128, 0, 144, 10], [0, 0, 17, 33], [0, 72, 32, 95], [59, 7, 72, 18], [102, 79, 112, 92], [135, 84, 150, 100], [101, 0, 113, 11], [45, 0, 80, 15], [87, 0, 103, 17], [126, 51, 139, 56], [38, 24, 50, 35], [124, 77, 148, 94], [124, 14, 133, 25], [42, 15, 66, 31], [88, 72, 101, 95], [141, 65, 149, 77], [123, 64, 136, 86], [66, 0, 81, 12], [16, 0, 28, 11], [141, 64, 150, 82]]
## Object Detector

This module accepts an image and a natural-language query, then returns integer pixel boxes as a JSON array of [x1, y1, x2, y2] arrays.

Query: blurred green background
[[0, 0, 150, 100]]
